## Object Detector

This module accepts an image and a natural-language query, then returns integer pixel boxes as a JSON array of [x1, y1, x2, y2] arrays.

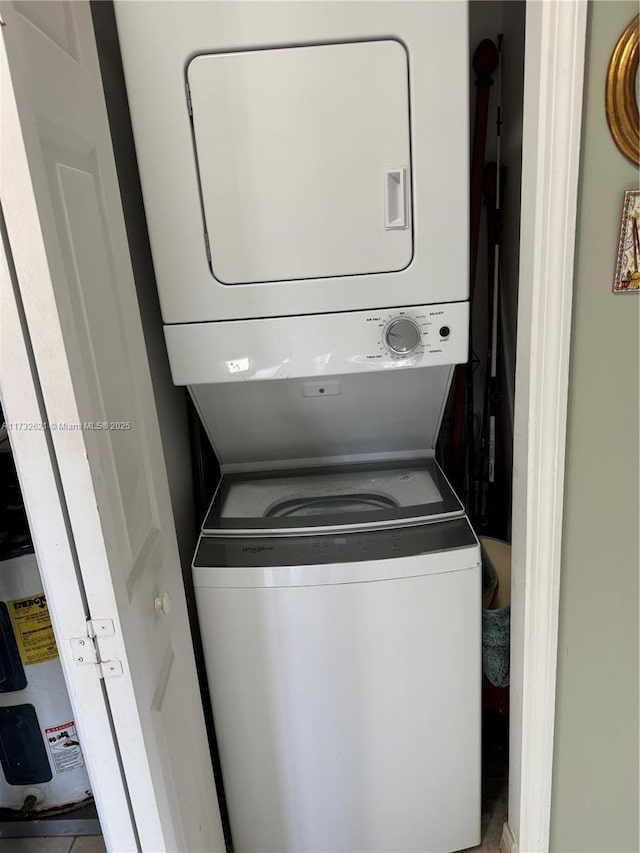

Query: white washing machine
[[193, 460, 481, 852], [167, 307, 480, 851]]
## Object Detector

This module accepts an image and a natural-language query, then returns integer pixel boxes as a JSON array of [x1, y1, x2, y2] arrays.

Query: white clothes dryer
[[193, 460, 481, 853], [115, 1, 469, 325]]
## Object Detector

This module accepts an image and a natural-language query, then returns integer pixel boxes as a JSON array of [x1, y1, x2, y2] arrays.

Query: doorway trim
[[505, 1, 588, 851]]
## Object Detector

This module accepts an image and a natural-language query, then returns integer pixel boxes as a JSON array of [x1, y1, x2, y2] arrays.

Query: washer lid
[[202, 459, 463, 536]]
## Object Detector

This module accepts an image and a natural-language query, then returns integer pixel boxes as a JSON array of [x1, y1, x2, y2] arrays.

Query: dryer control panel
[[165, 303, 468, 386], [374, 307, 460, 362]]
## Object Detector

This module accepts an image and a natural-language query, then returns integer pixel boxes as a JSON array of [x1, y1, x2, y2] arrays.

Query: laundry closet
[[0, 1, 526, 850]]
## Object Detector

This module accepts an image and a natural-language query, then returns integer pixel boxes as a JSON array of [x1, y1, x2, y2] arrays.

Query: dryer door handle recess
[[385, 167, 409, 230]]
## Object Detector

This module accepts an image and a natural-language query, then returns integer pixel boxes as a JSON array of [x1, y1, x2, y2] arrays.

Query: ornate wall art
[[613, 190, 640, 292]]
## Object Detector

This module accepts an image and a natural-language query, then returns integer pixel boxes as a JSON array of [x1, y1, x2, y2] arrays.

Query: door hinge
[[186, 82, 193, 117], [204, 230, 212, 265], [70, 619, 123, 679]]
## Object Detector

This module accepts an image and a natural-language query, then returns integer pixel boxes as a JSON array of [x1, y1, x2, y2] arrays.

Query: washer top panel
[[194, 517, 477, 572], [188, 41, 412, 285]]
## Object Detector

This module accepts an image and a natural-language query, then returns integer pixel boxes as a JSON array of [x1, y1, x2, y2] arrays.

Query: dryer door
[[188, 41, 412, 285]]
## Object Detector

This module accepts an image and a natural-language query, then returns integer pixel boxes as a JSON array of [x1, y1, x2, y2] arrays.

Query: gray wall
[[550, 3, 639, 851]]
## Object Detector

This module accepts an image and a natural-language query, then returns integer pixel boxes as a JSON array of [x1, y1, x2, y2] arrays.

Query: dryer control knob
[[385, 318, 421, 355]]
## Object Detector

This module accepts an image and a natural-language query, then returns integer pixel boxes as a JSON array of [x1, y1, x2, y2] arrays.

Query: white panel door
[[0, 2, 225, 851], [1, 209, 137, 853], [188, 41, 412, 284]]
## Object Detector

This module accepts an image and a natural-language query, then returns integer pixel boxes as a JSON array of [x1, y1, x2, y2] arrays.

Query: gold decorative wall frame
[[606, 14, 639, 165]]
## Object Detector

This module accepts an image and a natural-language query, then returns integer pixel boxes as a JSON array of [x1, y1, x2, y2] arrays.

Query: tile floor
[[0, 803, 507, 853], [475, 778, 508, 851], [473, 709, 509, 852], [0, 839, 105, 853]]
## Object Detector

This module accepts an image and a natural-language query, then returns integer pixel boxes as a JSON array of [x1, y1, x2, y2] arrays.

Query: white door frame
[[505, 2, 587, 852]]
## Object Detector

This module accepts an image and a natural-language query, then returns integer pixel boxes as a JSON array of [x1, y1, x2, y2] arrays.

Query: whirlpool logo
[[241, 545, 273, 554]]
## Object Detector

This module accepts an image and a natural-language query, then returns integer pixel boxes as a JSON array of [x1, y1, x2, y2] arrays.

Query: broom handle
[[450, 39, 499, 504]]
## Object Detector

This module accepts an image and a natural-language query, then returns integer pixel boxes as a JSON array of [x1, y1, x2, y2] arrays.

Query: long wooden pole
[[450, 39, 499, 508], [478, 34, 504, 528]]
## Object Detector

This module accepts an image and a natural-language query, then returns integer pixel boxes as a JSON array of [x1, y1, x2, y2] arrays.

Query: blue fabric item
[[481, 544, 510, 688], [482, 604, 511, 688]]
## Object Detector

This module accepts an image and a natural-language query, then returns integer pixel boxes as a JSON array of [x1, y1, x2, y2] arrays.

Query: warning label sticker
[[7, 592, 59, 666], [44, 720, 85, 775]]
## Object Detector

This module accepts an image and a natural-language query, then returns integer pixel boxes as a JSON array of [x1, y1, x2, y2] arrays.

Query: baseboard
[[499, 822, 518, 853]]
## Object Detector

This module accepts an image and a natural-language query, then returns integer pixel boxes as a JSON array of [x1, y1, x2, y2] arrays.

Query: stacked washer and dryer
[[116, 3, 480, 851]]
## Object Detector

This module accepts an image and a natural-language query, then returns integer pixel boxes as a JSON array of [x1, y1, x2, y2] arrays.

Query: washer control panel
[[165, 302, 469, 385]]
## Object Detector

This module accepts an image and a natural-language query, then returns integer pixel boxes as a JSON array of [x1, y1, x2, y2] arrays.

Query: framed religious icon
[[613, 190, 640, 292], [606, 14, 639, 165]]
